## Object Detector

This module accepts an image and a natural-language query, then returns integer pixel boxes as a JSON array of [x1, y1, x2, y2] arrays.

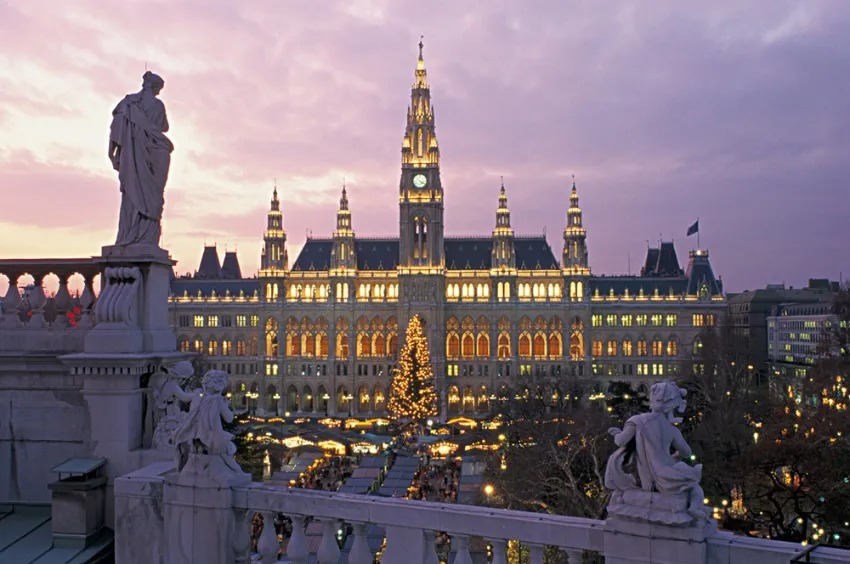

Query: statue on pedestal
[[148, 361, 199, 449], [605, 380, 709, 524], [171, 370, 241, 474], [109, 71, 174, 247]]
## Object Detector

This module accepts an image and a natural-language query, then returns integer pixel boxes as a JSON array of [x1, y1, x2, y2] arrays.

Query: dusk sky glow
[[1, 0, 848, 292]]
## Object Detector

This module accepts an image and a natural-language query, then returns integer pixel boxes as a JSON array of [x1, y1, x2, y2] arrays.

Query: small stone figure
[[150, 361, 199, 449], [171, 370, 241, 473], [109, 71, 174, 247], [605, 380, 709, 522]]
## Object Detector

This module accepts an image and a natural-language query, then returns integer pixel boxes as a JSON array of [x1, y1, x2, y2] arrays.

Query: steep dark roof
[[221, 251, 242, 279], [290, 236, 560, 271], [641, 242, 683, 276], [170, 278, 261, 298], [196, 246, 222, 279], [684, 251, 723, 296]]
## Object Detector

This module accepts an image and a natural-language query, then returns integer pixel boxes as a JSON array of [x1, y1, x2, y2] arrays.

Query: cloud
[[0, 0, 848, 290]]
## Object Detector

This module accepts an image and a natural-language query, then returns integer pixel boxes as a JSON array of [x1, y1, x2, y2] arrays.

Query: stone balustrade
[[116, 462, 850, 564], [0, 258, 100, 352]]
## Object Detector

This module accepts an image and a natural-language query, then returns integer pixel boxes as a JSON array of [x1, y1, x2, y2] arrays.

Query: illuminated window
[[250, 315, 259, 327], [665, 314, 678, 327], [652, 363, 664, 376], [193, 315, 204, 328], [692, 314, 705, 327], [193, 338, 203, 352], [652, 340, 663, 356], [178, 338, 190, 352], [607, 340, 618, 356], [637, 363, 648, 376], [592, 340, 603, 357], [651, 314, 662, 327], [693, 338, 704, 356], [592, 315, 603, 327], [606, 314, 617, 326], [706, 314, 717, 326], [666, 341, 678, 356], [208, 315, 219, 328], [637, 340, 647, 357], [621, 315, 633, 327], [207, 339, 219, 356], [236, 341, 247, 356], [636, 314, 647, 327], [622, 340, 633, 356], [222, 341, 232, 355], [236, 315, 247, 328]]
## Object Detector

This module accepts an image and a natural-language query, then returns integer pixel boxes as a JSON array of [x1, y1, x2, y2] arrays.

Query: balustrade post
[[422, 531, 440, 564], [257, 511, 280, 561], [1, 273, 22, 327], [27, 273, 47, 328], [451, 534, 473, 564], [564, 548, 583, 563], [232, 508, 252, 564], [285, 515, 310, 564], [76, 277, 95, 328], [53, 273, 72, 328], [488, 538, 508, 564], [528, 543, 544, 564], [316, 519, 341, 564], [349, 523, 373, 564]]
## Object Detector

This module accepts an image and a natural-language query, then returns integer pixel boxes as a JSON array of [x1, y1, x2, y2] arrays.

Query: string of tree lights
[[387, 315, 438, 422]]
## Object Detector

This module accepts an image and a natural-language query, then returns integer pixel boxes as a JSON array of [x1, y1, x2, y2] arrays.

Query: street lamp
[[345, 394, 354, 417], [322, 393, 330, 416], [273, 393, 281, 416]]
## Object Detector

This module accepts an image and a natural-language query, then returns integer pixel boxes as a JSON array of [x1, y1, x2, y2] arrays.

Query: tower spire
[[402, 38, 439, 167], [492, 180, 516, 270], [563, 177, 589, 274], [332, 179, 356, 272], [261, 184, 288, 272]]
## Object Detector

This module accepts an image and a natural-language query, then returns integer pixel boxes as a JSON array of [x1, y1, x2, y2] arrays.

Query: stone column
[[162, 454, 251, 564]]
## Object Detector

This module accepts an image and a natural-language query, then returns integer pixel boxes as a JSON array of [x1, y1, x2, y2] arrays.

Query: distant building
[[728, 279, 839, 373], [768, 297, 840, 380]]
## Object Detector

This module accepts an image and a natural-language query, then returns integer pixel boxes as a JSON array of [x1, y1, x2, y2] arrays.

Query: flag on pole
[[686, 219, 699, 237]]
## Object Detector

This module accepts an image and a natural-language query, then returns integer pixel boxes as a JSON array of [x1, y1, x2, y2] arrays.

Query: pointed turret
[[331, 181, 356, 272], [562, 178, 590, 301], [261, 185, 288, 272], [401, 38, 440, 168], [492, 179, 516, 271]]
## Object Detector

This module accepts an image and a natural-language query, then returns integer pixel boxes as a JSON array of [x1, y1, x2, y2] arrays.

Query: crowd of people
[[294, 456, 354, 491], [407, 459, 461, 503]]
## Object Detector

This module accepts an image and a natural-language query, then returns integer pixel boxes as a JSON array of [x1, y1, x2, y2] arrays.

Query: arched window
[[477, 334, 490, 358], [477, 385, 489, 413], [207, 339, 219, 356], [548, 333, 562, 358], [461, 333, 475, 359], [462, 386, 475, 413], [591, 339, 603, 357], [447, 386, 460, 414], [518, 333, 531, 358], [178, 337, 190, 352], [447, 334, 460, 359], [533, 334, 546, 357], [265, 317, 279, 357], [667, 339, 678, 356], [569, 317, 584, 360], [498, 334, 511, 359]]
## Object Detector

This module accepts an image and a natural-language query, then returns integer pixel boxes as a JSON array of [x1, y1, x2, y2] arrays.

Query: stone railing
[[116, 460, 850, 564], [240, 485, 601, 563], [0, 258, 99, 352]]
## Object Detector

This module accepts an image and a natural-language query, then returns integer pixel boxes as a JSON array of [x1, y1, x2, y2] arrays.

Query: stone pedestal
[[84, 244, 176, 355], [48, 471, 107, 547], [163, 454, 251, 564], [603, 491, 716, 564]]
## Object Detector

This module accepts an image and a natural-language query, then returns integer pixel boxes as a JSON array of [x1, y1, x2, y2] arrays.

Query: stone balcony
[[116, 458, 850, 564]]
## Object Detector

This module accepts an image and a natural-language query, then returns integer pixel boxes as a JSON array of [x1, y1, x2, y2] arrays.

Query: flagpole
[[697, 216, 700, 250]]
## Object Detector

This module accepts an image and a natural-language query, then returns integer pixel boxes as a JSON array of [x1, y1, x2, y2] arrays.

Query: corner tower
[[491, 180, 516, 271], [260, 186, 288, 273], [399, 39, 445, 271], [331, 183, 356, 272], [562, 178, 590, 301]]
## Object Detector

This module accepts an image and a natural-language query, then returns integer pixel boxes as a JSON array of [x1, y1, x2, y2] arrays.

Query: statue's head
[[142, 71, 165, 96], [202, 369, 229, 396], [170, 360, 194, 381], [649, 381, 687, 416]]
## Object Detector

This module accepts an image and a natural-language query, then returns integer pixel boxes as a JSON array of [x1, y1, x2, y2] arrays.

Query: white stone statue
[[150, 361, 199, 449], [171, 369, 241, 474], [109, 71, 174, 247], [605, 380, 709, 523]]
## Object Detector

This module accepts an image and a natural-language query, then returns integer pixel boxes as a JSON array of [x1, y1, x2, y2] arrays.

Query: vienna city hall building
[[168, 43, 726, 418]]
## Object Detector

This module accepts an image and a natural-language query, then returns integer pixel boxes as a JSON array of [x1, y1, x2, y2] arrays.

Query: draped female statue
[[109, 71, 174, 246]]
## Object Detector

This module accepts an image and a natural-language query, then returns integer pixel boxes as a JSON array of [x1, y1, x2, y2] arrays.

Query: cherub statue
[[605, 380, 708, 521], [149, 361, 199, 449], [171, 369, 241, 474]]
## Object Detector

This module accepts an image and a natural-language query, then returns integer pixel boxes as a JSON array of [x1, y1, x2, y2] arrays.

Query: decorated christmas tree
[[387, 315, 437, 422]]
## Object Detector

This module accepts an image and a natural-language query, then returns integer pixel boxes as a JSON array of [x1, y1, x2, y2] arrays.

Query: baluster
[[233, 508, 252, 564], [53, 273, 71, 328], [1, 273, 22, 328], [422, 531, 440, 564], [564, 548, 583, 563], [257, 511, 280, 561], [77, 277, 95, 328], [528, 543, 544, 564], [316, 519, 341, 564], [27, 273, 47, 328], [349, 523, 372, 564], [488, 538, 508, 564], [286, 515, 310, 564], [451, 534, 473, 564]]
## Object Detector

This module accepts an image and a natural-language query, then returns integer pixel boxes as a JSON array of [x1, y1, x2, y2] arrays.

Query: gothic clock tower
[[399, 39, 444, 271]]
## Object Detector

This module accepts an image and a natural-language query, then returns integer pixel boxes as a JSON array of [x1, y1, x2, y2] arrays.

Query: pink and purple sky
[[1, 0, 848, 292]]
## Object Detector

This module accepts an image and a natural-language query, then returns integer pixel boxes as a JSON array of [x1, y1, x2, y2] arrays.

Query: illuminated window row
[[592, 338, 679, 357]]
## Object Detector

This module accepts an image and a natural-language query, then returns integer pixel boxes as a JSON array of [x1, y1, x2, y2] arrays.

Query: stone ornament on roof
[[172, 370, 242, 474], [147, 361, 199, 450], [605, 380, 711, 525]]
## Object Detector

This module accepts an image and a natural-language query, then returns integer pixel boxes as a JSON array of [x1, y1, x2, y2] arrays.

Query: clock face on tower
[[413, 173, 427, 188]]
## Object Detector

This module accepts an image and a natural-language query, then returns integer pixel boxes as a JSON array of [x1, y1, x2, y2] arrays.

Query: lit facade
[[168, 42, 726, 417], [768, 299, 839, 379]]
